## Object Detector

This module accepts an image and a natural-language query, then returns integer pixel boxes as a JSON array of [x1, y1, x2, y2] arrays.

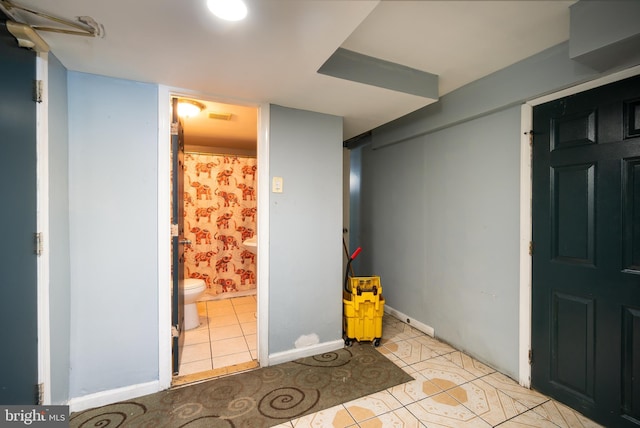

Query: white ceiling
[[3, 0, 575, 150]]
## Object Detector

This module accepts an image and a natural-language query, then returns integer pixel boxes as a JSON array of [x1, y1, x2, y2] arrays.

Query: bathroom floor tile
[[183, 328, 211, 346], [244, 333, 256, 351], [178, 359, 213, 377], [210, 324, 243, 341], [213, 351, 253, 369], [236, 311, 256, 323], [210, 313, 240, 327], [181, 342, 212, 364], [231, 296, 255, 306], [211, 336, 249, 357], [233, 302, 256, 313], [240, 321, 256, 335], [179, 294, 258, 378]]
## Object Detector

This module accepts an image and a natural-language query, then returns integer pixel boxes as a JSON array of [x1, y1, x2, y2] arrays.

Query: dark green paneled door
[[532, 74, 640, 427], [0, 17, 39, 404]]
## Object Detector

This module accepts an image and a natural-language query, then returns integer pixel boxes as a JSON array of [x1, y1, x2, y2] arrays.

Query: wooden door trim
[[518, 64, 640, 389]]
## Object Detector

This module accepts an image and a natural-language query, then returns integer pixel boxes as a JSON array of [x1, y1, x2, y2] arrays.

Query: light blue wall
[[48, 53, 70, 404], [269, 105, 343, 353], [67, 72, 158, 397], [355, 36, 640, 379], [359, 107, 521, 377]]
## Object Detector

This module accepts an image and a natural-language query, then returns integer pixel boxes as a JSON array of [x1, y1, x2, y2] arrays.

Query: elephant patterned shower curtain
[[184, 153, 257, 297]]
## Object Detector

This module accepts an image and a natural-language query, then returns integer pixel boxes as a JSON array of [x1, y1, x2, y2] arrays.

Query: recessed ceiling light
[[207, 0, 248, 21]]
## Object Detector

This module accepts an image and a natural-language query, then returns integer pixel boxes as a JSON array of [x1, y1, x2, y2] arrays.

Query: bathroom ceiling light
[[177, 99, 206, 118], [206, 0, 248, 21]]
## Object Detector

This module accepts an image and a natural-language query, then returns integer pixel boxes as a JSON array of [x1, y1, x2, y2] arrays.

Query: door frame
[[157, 86, 269, 389], [517, 64, 640, 388], [36, 51, 51, 404]]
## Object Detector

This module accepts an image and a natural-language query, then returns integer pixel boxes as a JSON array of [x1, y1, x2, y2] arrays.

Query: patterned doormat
[[69, 344, 413, 427]]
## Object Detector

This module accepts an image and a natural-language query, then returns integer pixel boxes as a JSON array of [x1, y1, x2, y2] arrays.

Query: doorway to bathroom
[[171, 96, 259, 383]]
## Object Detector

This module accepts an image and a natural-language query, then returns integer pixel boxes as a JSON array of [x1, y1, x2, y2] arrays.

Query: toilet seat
[[183, 278, 205, 290]]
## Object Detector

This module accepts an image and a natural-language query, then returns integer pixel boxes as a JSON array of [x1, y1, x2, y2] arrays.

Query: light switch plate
[[272, 176, 283, 193]]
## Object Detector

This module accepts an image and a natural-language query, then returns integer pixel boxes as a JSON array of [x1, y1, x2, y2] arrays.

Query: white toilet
[[181, 278, 206, 330]]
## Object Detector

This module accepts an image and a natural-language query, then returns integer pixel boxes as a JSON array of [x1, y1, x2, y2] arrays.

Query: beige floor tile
[[344, 390, 403, 422], [183, 327, 212, 346], [232, 296, 256, 306], [233, 302, 256, 313], [244, 333, 257, 351], [412, 356, 479, 391], [209, 324, 243, 341], [414, 335, 456, 356], [388, 372, 444, 405], [497, 409, 560, 427], [445, 378, 529, 426], [180, 342, 212, 363], [531, 400, 604, 428], [207, 303, 236, 317], [381, 321, 424, 342], [241, 321, 257, 335], [271, 423, 294, 428], [178, 359, 212, 376], [442, 351, 496, 377], [237, 311, 257, 323], [209, 313, 240, 327], [358, 407, 423, 428], [291, 404, 356, 428], [406, 393, 492, 427], [211, 336, 249, 357], [212, 351, 253, 368], [480, 372, 549, 410], [382, 337, 441, 365]]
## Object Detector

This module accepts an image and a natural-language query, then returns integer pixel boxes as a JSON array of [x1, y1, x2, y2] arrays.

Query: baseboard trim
[[386, 305, 435, 337], [68, 380, 162, 413], [268, 339, 344, 366]]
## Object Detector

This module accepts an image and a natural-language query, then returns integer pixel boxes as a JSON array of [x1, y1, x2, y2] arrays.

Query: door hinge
[[35, 383, 44, 405], [34, 232, 43, 256], [171, 325, 180, 338], [171, 121, 178, 136], [524, 130, 534, 146], [528, 349, 533, 365], [529, 241, 534, 256], [171, 223, 179, 237], [33, 80, 43, 103]]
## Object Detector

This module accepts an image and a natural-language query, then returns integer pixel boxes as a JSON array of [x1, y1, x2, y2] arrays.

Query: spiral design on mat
[[258, 387, 319, 419], [223, 396, 256, 418], [174, 403, 204, 419], [294, 368, 332, 389], [200, 376, 260, 408], [258, 366, 285, 383], [160, 384, 197, 405], [72, 402, 146, 427], [178, 415, 235, 427], [354, 352, 377, 365], [352, 362, 390, 386], [295, 349, 351, 367]]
